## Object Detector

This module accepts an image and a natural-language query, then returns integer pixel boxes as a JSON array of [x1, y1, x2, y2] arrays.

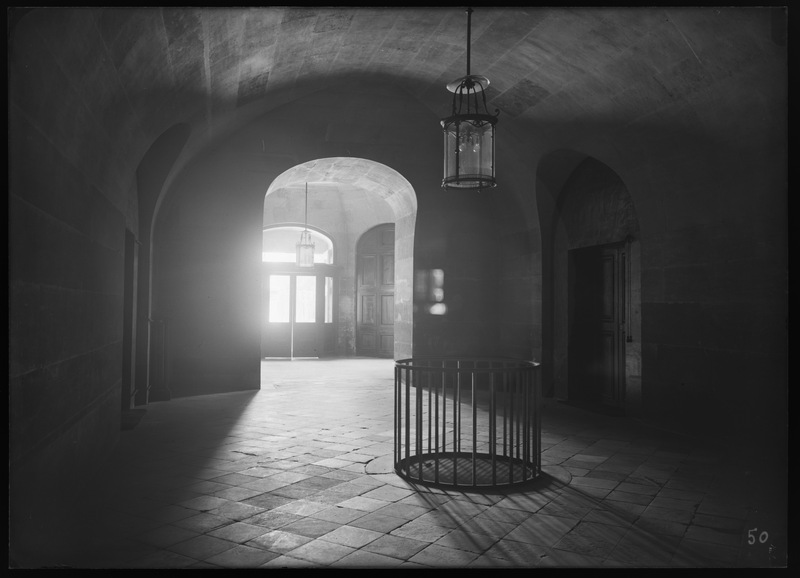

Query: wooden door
[[568, 243, 625, 408], [357, 224, 395, 357]]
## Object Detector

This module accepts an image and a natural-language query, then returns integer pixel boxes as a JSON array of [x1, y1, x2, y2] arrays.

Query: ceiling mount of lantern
[[296, 182, 315, 267], [441, 7, 499, 191]]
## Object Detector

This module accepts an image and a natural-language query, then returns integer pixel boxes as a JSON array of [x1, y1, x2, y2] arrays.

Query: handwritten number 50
[[747, 528, 768, 545]]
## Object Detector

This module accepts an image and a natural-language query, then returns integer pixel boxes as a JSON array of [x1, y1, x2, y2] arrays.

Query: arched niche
[[538, 151, 642, 416]]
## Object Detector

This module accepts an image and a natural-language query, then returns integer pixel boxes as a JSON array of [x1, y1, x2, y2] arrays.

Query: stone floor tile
[[504, 514, 581, 548], [246, 529, 313, 553], [649, 496, 700, 511], [283, 539, 356, 565], [360, 485, 416, 502], [240, 477, 291, 493], [310, 505, 368, 525], [456, 516, 516, 539], [204, 544, 280, 568], [136, 524, 200, 548], [242, 510, 303, 530], [336, 495, 391, 512], [207, 500, 266, 521], [606, 531, 681, 567], [167, 534, 237, 561], [270, 499, 329, 516], [363, 534, 429, 559], [390, 522, 452, 543], [684, 525, 743, 548], [633, 516, 688, 538], [349, 511, 408, 533], [640, 505, 695, 525], [279, 517, 342, 539], [538, 548, 607, 568], [123, 549, 200, 569], [260, 554, 314, 568], [606, 489, 655, 506], [552, 521, 626, 559], [333, 549, 405, 568], [466, 553, 522, 567], [173, 512, 232, 534], [207, 521, 271, 543], [408, 543, 480, 567], [476, 504, 535, 525], [178, 495, 230, 512], [570, 475, 620, 490], [320, 525, 383, 548], [241, 493, 294, 510], [212, 486, 264, 501], [433, 529, 498, 553]]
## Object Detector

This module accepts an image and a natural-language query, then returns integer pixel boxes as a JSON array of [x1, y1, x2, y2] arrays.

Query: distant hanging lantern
[[296, 183, 315, 267], [441, 7, 499, 190]]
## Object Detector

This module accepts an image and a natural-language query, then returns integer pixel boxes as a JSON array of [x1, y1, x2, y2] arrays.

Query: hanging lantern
[[296, 183, 315, 267], [441, 8, 499, 190]]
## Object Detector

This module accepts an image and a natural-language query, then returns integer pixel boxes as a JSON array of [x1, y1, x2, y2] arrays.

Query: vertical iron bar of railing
[[442, 363, 447, 480], [536, 365, 542, 475], [394, 364, 399, 474], [427, 364, 432, 459], [471, 368, 477, 486], [435, 361, 441, 484], [456, 362, 461, 455], [405, 365, 410, 477], [490, 370, 496, 486], [522, 368, 529, 480], [515, 370, 521, 481], [503, 371, 509, 484], [416, 366, 423, 483], [510, 371, 516, 485]]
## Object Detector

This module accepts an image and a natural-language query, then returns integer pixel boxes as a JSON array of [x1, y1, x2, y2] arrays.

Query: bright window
[[295, 276, 316, 323], [325, 277, 333, 323], [268, 275, 290, 322]]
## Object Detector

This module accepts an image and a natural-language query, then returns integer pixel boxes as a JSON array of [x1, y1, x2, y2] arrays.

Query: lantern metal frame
[[296, 183, 315, 267], [441, 8, 499, 191]]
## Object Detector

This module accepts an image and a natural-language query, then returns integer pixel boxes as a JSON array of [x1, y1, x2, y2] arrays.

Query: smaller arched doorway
[[261, 226, 338, 359], [356, 224, 395, 358], [539, 152, 642, 416]]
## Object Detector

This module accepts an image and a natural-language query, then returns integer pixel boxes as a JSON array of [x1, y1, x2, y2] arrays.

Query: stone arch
[[263, 158, 417, 359]]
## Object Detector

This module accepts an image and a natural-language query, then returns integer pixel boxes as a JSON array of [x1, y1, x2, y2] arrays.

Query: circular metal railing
[[394, 357, 541, 488]]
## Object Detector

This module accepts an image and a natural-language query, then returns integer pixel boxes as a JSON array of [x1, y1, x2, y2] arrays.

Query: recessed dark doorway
[[568, 242, 626, 412]]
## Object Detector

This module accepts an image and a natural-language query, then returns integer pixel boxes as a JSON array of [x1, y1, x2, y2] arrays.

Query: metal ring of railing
[[394, 357, 541, 488]]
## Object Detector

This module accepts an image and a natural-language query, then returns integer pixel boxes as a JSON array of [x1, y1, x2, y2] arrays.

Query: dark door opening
[[568, 242, 626, 410], [121, 229, 139, 410], [356, 224, 395, 358]]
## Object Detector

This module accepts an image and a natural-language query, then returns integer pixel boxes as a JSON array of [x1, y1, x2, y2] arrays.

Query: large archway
[[262, 158, 417, 361]]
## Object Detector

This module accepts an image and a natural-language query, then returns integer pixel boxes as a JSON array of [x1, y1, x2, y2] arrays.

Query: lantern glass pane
[[442, 118, 495, 189]]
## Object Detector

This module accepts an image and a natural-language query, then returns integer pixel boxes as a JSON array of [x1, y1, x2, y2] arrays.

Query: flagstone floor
[[10, 358, 787, 568]]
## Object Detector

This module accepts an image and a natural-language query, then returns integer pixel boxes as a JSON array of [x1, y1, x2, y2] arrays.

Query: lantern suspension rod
[[304, 182, 308, 230], [465, 7, 472, 77]]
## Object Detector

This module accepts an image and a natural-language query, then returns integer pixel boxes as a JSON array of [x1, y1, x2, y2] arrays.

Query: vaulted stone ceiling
[[9, 6, 786, 217]]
